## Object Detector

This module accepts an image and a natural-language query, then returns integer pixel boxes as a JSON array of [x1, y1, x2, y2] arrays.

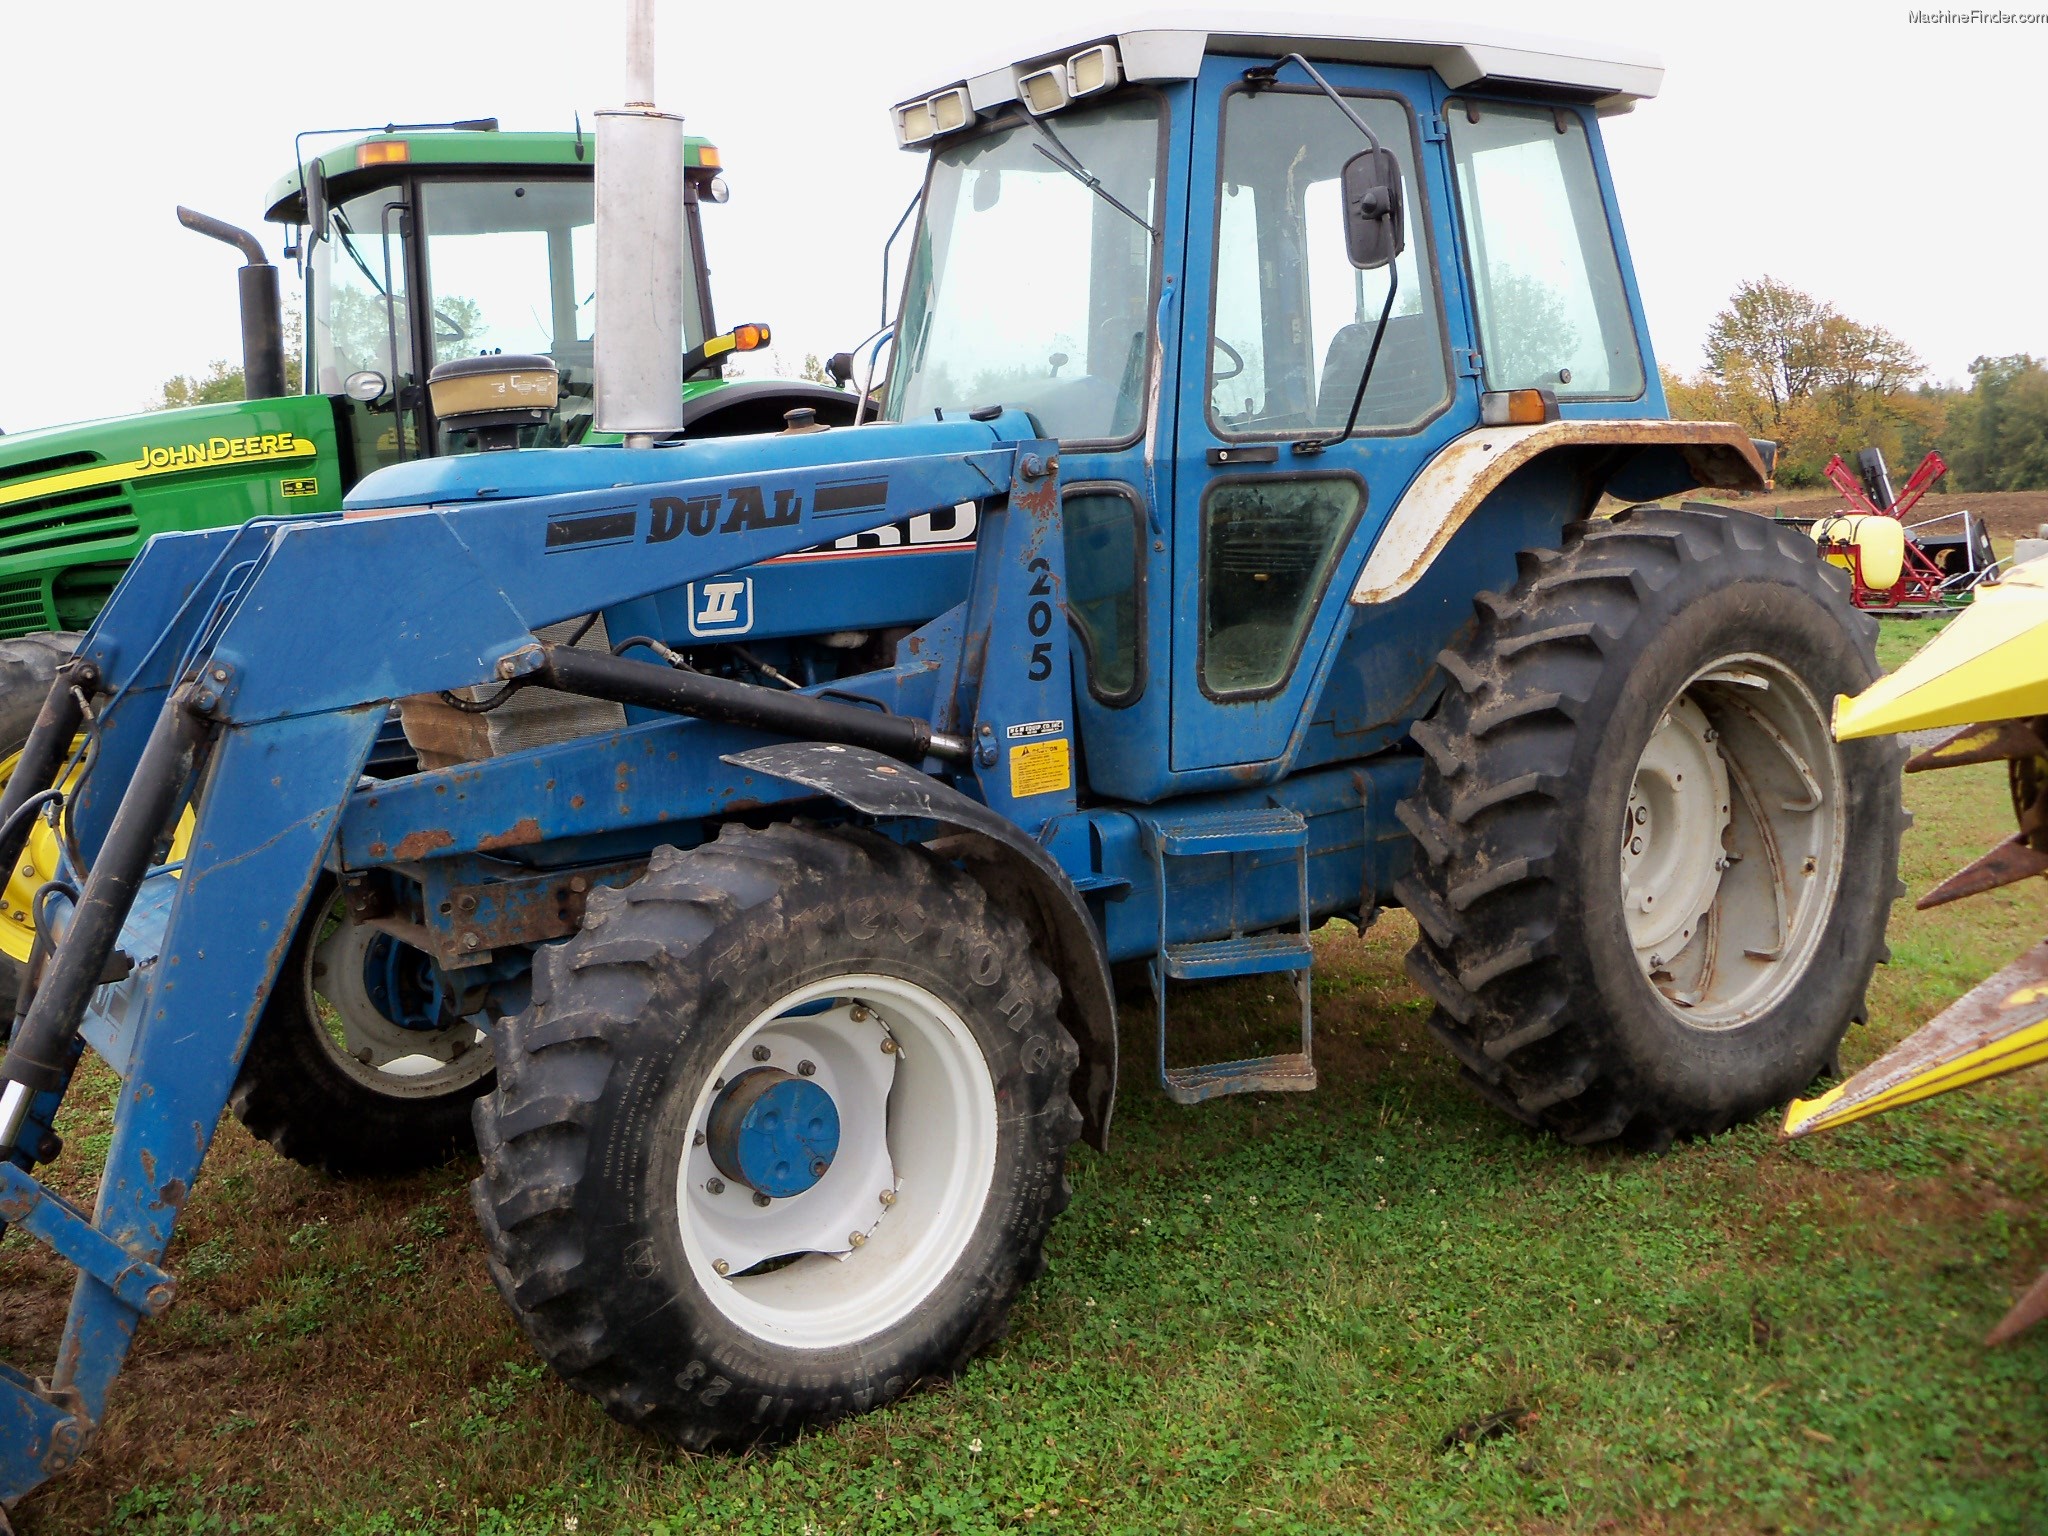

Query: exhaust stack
[[176, 207, 288, 402], [593, 0, 686, 448]]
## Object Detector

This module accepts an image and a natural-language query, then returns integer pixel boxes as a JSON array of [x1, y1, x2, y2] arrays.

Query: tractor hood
[[341, 410, 1044, 513], [0, 394, 340, 517]]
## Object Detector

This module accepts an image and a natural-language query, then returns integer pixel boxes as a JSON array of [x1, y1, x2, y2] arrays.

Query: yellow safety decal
[[281, 476, 320, 498], [0, 432, 318, 510], [1008, 738, 1072, 799]]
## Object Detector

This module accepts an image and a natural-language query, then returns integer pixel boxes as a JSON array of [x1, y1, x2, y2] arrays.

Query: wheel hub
[[1622, 694, 1730, 967], [706, 1068, 841, 1198], [1620, 658, 1846, 1027]]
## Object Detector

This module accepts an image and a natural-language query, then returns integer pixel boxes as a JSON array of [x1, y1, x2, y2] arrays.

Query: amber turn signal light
[[1479, 388, 1559, 426]]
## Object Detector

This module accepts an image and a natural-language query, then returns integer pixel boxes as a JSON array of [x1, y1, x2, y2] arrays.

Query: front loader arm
[[0, 420, 1054, 1508]]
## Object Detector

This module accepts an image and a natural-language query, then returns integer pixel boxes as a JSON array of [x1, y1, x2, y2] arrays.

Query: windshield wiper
[[1024, 116, 1157, 239], [330, 209, 390, 298]]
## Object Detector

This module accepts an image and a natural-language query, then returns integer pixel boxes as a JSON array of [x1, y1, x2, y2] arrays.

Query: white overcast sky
[[2, 0, 2043, 433]]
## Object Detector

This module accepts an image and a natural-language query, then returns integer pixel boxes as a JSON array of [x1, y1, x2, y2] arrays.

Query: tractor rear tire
[[471, 822, 1080, 1450], [0, 631, 83, 1022], [1396, 506, 1904, 1147], [229, 879, 497, 1176]]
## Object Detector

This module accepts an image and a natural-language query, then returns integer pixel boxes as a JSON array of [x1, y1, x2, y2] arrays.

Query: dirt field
[[1737, 488, 2048, 546]]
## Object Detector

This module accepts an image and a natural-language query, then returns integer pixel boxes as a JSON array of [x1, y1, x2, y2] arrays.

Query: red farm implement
[[1809, 448, 1998, 612]]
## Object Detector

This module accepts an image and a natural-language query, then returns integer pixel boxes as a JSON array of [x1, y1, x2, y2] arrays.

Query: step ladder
[[1136, 806, 1316, 1104]]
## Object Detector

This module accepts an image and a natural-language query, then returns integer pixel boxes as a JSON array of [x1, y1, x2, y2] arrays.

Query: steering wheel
[[1212, 335, 1246, 382], [433, 304, 472, 348]]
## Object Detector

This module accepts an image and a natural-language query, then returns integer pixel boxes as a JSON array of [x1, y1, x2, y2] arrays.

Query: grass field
[[5, 618, 2044, 1535]]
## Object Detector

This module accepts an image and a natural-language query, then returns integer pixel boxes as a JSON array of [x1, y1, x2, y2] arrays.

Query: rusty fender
[[1350, 419, 1771, 606]]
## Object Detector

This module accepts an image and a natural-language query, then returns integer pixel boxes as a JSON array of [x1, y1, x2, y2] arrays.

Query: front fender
[[723, 741, 1118, 1148]]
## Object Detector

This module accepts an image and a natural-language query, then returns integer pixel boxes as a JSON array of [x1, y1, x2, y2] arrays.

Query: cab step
[[1135, 805, 1316, 1105], [1163, 931, 1313, 980]]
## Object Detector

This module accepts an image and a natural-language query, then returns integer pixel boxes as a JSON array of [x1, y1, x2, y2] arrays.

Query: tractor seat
[[1314, 314, 1446, 431]]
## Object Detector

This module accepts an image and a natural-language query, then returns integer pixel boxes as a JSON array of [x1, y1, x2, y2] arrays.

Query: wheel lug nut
[[1629, 838, 1644, 854], [879, 1189, 896, 1207], [751, 1044, 771, 1062], [797, 1059, 816, 1077], [693, 1130, 706, 1147], [706, 1177, 726, 1195], [850, 1005, 872, 1023], [848, 1231, 867, 1249], [880, 1037, 898, 1055], [713, 1259, 730, 1276], [752, 1191, 771, 1207]]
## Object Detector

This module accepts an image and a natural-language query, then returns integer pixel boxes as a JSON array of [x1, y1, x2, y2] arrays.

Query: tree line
[[1663, 275, 2048, 491]]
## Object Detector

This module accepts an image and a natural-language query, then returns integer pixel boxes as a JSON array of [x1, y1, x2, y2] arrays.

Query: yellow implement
[[1783, 940, 2048, 1137], [1785, 552, 2048, 1342], [1834, 556, 2048, 740]]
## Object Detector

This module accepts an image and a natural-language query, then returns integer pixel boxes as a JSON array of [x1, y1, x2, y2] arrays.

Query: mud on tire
[[470, 822, 1080, 1449], [1396, 506, 1905, 1147]]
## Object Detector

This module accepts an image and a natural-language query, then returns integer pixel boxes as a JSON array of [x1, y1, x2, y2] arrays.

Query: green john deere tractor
[[0, 121, 852, 1006]]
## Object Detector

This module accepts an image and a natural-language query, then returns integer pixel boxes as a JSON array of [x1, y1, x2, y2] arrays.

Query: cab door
[[1168, 57, 1473, 774]]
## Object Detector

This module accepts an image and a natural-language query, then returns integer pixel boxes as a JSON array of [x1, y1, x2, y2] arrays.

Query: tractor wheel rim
[[303, 895, 493, 1096], [677, 973, 999, 1349], [1622, 654, 1846, 1029]]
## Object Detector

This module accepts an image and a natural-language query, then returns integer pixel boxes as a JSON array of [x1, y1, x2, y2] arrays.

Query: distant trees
[[1664, 277, 1933, 486], [1945, 354, 2048, 492], [1665, 277, 2048, 492], [156, 310, 305, 411]]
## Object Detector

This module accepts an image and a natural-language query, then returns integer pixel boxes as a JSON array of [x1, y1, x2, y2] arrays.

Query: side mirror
[[826, 351, 856, 388], [1341, 147, 1405, 270], [304, 160, 329, 249], [343, 370, 389, 403]]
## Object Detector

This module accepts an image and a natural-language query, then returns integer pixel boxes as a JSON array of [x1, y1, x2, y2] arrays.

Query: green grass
[[4, 626, 2044, 1535]]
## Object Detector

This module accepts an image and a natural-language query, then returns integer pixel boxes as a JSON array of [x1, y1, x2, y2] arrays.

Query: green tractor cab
[[0, 122, 852, 995]]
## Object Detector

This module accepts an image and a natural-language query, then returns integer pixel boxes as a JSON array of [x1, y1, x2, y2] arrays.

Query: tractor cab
[[264, 127, 730, 470], [881, 24, 1672, 798]]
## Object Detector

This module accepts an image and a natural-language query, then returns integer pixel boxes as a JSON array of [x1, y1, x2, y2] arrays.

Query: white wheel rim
[[1623, 654, 1846, 1028], [305, 898, 493, 1096], [677, 973, 999, 1349]]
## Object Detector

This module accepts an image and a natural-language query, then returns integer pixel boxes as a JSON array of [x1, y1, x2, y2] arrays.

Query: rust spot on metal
[[1907, 719, 2048, 774], [391, 828, 456, 861], [1919, 835, 2048, 909], [0, 1187, 31, 1221], [570, 795, 585, 810], [477, 817, 544, 852], [367, 842, 388, 859], [156, 1178, 187, 1210], [1989, 1265, 2048, 1345]]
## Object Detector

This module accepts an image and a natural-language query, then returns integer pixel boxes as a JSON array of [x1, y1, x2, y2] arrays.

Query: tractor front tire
[[1397, 506, 1903, 1147], [0, 631, 83, 1021], [230, 879, 497, 1176], [471, 822, 1080, 1449]]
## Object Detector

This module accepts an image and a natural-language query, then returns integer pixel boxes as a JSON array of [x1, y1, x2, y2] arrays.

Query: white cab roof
[[901, 10, 1662, 129]]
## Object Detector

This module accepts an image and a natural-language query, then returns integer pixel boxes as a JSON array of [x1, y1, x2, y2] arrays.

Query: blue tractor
[[0, 19, 1902, 1507]]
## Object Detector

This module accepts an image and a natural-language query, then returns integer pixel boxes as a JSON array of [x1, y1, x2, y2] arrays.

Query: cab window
[[1209, 87, 1447, 438], [1448, 103, 1644, 398]]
